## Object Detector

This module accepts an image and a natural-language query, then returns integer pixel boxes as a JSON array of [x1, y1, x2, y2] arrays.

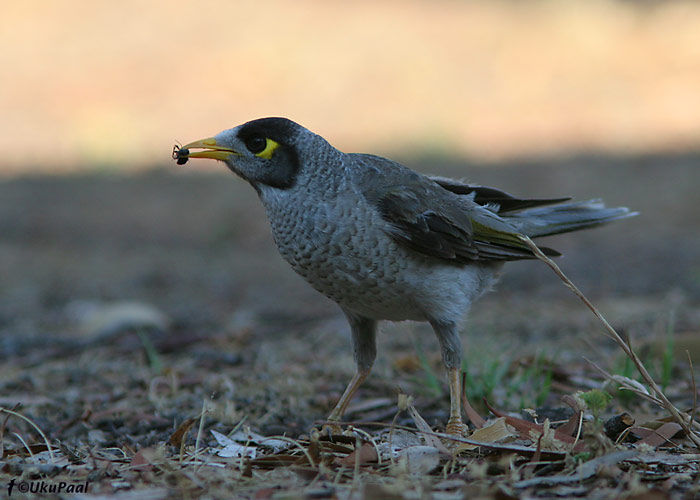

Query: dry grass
[[520, 233, 700, 447]]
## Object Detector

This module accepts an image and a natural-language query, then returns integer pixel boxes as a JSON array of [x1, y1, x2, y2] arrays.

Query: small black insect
[[172, 144, 189, 165]]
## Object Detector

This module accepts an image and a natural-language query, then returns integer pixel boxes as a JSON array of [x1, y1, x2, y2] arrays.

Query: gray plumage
[[177, 117, 636, 434]]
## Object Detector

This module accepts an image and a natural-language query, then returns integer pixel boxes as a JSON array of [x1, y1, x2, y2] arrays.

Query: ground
[[1, 153, 699, 499]]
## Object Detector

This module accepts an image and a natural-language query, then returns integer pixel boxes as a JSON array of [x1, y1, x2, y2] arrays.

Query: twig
[[584, 357, 663, 406], [513, 450, 637, 488], [572, 410, 584, 451], [321, 419, 564, 456], [0, 407, 56, 463], [265, 435, 317, 467], [0, 403, 20, 460], [518, 235, 700, 449], [193, 399, 208, 468], [687, 351, 697, 433]]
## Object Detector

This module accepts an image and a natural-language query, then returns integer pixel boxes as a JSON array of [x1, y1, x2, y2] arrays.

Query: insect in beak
[[172, 144, 190, 165]]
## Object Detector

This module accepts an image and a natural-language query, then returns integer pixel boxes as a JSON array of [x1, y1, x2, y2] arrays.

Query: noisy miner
[[173, 117, 635, 436]]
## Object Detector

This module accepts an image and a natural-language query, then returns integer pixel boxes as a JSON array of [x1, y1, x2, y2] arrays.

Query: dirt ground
[[1, 153, 699, 498]]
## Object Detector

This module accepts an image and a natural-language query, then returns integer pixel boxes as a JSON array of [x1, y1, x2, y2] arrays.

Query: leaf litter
[[3, 298, 700, 500], [4, 380, 699, 499], [1, 171, 700, 498], [3, 309, 700, 499]]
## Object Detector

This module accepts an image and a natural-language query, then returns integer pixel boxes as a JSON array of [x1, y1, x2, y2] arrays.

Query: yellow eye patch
[[255, 138, 280, 160]]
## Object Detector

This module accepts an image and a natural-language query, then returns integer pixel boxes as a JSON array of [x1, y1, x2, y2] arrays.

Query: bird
[[174, 117, 635, 436]]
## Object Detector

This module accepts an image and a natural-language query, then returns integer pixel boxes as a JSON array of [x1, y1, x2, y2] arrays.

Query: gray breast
[[258, 183, 496, 322], [260, 186, 400, 308]]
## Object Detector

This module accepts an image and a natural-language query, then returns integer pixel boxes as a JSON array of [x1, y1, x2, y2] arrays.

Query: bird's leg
[[323, 310, 377, 434], [446, 366, 466, 435], [430, 319, 469, 437], [325, 370, 369, 428]]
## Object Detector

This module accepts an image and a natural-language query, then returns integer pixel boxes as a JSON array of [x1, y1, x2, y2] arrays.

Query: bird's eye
[[245, 136, 267, 154]]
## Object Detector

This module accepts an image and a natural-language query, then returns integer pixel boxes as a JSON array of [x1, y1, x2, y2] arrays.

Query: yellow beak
[[180, 137, 240, 161]]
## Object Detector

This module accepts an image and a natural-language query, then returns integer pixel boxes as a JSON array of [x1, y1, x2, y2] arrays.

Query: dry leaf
[[397, 446, 441, 475], [485, 401, 586, 452], [131, 447, 157, 473], [462, 373, 486, 429], [557, 396, 583, 437], [168, 417, 196, 448], [211, 430, 257, 458], [454, 417, 516, 453], [335, 442, 378, 466], [230, 429, 289, 452], [632, 423, 683, 447], [514, 450, 637, 488], [407, 403, 450, 454]]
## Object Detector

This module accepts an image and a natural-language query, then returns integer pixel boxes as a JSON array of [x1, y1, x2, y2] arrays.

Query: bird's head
[[174, 117, 321, 190]]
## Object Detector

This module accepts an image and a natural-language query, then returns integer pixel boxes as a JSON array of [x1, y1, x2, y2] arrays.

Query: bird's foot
[[445, 418, 469, 437], [319, 419, 344, 437], [321, 424, 343, 436]]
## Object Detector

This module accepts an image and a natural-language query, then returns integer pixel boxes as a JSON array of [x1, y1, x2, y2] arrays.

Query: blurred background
[[2, 0, 700, 433], [2, 0, 700, 173]]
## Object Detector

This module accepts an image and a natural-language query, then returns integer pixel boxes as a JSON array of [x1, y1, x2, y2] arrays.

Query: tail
[[506, 199, 638, 238]]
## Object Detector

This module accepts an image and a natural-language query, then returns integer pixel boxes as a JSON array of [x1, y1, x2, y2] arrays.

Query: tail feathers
[[507, 199, 638, 238]]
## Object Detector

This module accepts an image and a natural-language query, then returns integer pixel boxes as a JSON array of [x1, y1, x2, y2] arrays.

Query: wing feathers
[[353, 155, 560, 264], [429, 176, 570, 213]]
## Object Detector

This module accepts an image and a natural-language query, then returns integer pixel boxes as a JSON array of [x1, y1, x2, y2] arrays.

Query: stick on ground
[[518, 235, 700, 449]]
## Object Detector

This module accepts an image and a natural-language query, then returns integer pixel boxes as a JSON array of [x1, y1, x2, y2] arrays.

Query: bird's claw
[[313, 419, 344, 438], [321, 423, 343, 436], [445, 419, 469, 437]]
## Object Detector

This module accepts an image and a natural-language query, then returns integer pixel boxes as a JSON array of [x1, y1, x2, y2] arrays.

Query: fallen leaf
[[230, 429, 289, 452], [335, 442, 378, 466], [485, 400, 586, 452], [454, 417, 516, 453], [461, 372, 486, 428], [397, 446, 441, 475], [556, 412, 582, 438], [131, 447, 157, 473], [168, 417, 197, 448], [557, 396, 583, 437], [407, 403, 450, 454], [211, 430, 257, 458], [1, 443, 54, 457], [513, 450, 638, 488], [632, 423, 683, 447], [378, 429, 423, 460]]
